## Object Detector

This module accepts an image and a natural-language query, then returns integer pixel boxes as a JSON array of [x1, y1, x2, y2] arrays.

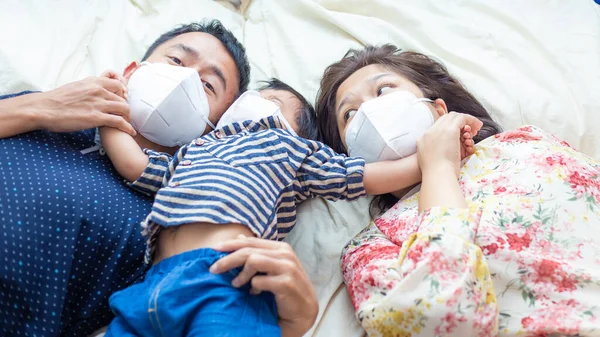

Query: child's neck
[[133, 135, 179, 155]]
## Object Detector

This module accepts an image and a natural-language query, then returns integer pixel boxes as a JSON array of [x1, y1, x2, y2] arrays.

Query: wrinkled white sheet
[[1, 1, 599, 337]]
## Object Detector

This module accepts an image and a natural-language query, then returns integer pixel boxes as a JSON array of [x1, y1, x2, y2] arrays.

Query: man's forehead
[[157, 32, 224, 56]]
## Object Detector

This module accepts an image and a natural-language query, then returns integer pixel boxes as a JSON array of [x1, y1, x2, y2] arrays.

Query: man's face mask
[[127, 62, 215, 147], [344, 91, 434, 163], [216, 90, 297, 136]]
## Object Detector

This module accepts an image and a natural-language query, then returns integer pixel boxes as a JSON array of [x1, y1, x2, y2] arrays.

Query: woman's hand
[[418, 112, 483, 178], [210, 236, 318, 337], [416, 113, 482, 212]]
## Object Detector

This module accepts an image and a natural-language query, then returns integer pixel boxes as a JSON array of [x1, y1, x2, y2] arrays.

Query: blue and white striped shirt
[[131, 116, 366, 261]]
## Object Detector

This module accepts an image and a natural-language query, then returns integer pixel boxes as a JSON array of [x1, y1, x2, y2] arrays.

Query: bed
[[1, 0, 599, 336]]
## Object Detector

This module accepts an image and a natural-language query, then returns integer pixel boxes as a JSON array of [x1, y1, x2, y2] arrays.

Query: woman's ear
[[122, 61, 140, 80], [433, 98, 448, 118]]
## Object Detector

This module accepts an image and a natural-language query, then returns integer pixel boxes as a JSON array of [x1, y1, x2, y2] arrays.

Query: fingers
[[444, 112, 483, 132], [102, 98, 131, 119], [210, 246, 296, 274], [250, 273, 298, 296], [214, 235, 294, 253], [100, 113, 136, 136], [231, 254, 293, 288], [100, 69, 128, 88], [98, 76, 128, 100], [459, 114, 483, 133]]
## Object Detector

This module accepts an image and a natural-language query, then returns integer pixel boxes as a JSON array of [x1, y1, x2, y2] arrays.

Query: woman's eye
[[169, 57, 183, 65], [377, 84, 394, 96], [204, 81, 216, 94], [344, 109, 357, 121]]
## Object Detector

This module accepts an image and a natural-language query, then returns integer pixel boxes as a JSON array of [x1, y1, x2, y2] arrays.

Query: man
[[0, 20, 317, 337]]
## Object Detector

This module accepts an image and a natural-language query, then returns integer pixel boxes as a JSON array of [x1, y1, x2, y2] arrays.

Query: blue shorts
[[105, 248, 281, 336]]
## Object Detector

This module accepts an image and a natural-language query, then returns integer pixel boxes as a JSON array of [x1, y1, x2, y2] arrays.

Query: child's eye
[[377, 83, 394, 96], [344, 109, 357, 122]]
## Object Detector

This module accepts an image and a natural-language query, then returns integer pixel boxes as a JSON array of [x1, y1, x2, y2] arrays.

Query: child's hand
[[100, 70, 128, 101], [460, 124, 476, 159]]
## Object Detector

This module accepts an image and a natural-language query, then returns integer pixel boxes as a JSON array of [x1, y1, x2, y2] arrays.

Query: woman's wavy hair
[[315, 44, 502, 217]]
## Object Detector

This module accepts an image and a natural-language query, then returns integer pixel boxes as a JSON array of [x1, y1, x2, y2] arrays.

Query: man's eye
[[344, 109, 357, 121], [169, 57, 182, 65], [377, 84, 394, 96], [204, 81, 215, 94]]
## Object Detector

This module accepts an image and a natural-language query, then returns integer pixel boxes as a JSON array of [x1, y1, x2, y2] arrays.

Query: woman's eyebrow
[[337, 93, 357, 115], [368, 73, 393, 84]]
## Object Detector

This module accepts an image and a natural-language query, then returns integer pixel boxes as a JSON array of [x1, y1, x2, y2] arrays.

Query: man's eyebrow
[[208, 65, 227, 92], [172, 43, 200, 60]]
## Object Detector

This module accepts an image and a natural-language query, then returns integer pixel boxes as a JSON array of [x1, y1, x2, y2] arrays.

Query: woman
[[316, 44, 600, 336]]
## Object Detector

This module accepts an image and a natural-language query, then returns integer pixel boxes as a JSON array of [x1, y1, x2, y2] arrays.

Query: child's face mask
[[216, 90, 298, 136], [344, 91, 434, 163], [127, 62, 215, 147]]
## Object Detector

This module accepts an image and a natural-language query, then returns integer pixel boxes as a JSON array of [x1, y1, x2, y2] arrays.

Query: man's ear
[[433, 98, 448, 118], [122, 61, 140, 80]]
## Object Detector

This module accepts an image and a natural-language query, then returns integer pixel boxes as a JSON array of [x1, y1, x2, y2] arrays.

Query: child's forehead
[[259, 89, 300, 105]]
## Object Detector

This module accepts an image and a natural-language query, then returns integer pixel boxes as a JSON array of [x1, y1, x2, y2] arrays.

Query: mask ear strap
[[416, 98, 434, 103], [205, 117, 216, 130]]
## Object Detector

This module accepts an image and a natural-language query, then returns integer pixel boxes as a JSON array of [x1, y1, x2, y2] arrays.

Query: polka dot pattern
[[0, 91, 152, 337]]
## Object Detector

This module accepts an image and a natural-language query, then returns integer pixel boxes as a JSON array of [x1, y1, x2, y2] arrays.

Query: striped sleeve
[[297, 143, 366, 201], [128, 147, 184, 196]]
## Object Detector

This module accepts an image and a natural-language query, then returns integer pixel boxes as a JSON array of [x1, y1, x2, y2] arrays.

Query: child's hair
[[258, 78, 320, 141]]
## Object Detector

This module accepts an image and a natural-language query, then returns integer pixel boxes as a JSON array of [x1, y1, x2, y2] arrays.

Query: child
[[100, 78, 473, 336]]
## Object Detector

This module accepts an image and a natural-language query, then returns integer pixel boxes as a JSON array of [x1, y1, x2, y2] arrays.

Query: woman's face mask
[[127, 62, 215, 147], [344, 91, 434, 163]]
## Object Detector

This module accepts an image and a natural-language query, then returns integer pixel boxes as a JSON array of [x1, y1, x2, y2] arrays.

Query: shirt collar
[[216, 115, 289, 137]]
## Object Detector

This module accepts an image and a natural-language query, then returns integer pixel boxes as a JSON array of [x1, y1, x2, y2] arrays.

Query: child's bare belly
[[154, 222, 255, 263]]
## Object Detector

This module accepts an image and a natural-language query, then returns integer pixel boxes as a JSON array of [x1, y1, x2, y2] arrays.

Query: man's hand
[[210, 236, 319, 337], [36, 70, 135, 135]]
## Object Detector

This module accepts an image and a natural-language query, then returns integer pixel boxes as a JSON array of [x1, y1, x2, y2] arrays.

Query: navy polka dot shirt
[[0, 92, 152, 336]]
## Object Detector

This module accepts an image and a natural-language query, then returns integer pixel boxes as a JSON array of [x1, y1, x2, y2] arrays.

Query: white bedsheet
[[1, 1, 599, 336]]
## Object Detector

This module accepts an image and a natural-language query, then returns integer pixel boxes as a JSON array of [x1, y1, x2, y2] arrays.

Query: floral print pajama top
[[342, 126, 600, 337]]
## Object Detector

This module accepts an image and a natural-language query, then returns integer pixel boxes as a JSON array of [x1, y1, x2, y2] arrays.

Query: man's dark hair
[[142, 20, 250, 96], [258, 78, 320, 141]]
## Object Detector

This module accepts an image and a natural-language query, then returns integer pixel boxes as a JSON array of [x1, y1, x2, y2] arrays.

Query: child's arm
[[363, 126, 476, 195], [363, 154, 421, 195], [296, 129, 474, 200], [99, 127, 149, 182]]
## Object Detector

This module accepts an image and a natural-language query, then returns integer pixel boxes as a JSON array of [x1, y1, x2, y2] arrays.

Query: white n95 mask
[[127, 62, 215, 147], [216, 90, 297, 136], [344, 91, 434, 163]]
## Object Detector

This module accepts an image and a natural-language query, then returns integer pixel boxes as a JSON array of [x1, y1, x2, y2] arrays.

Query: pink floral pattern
[[341, 126, 600, 336]]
